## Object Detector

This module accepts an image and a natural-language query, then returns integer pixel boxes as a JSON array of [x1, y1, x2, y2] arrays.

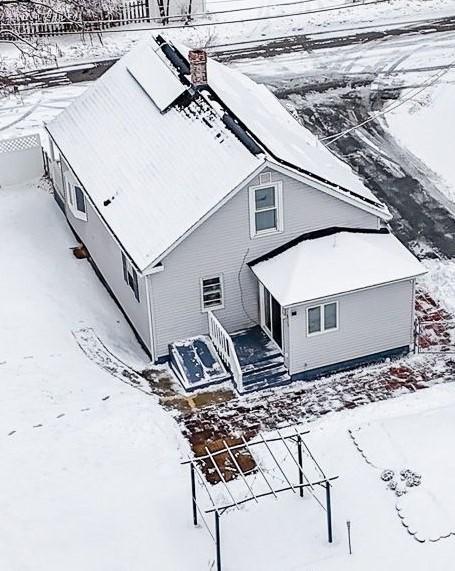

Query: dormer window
[[249, 181, 283, 238]]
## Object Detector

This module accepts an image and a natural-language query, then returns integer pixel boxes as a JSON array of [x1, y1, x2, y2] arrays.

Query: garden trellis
[[182, 425, 338, 571]]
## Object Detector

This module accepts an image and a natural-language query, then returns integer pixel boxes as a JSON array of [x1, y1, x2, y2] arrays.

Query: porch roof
[[250, 229, 426, 307]]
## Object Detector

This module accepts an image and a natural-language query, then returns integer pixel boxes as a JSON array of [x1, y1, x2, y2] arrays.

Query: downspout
[[144, 275, 157, 362]]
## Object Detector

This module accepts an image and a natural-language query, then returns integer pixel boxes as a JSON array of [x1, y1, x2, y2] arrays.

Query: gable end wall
[[151, 168, 380, 356]]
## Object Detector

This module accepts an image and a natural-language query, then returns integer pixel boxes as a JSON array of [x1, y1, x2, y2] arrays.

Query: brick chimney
[[188, 49, 207, 87]]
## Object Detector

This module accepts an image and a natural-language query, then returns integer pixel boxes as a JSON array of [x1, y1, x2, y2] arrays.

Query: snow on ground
[[2, 180, 455, 569], [1, 0, 454, 76], [386, 80, 455, 204], [421, 257, 455, 316], [0, 181, 209, 570], [0, 84, 86, 140], [350, 405, 455, 543]]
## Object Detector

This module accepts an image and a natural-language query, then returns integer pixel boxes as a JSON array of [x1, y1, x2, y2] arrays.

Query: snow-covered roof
[[250, 230, 426, 307], [205, 58, 385, 208], [47, 36, 389, 271], [47, 40, 264, 271]]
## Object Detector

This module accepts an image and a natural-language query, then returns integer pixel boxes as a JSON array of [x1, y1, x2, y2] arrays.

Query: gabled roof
[[250, 229, 426, 307], [47, 40, 264, 272], [190, 49, 387, 211], [47, 36, 389, 271]]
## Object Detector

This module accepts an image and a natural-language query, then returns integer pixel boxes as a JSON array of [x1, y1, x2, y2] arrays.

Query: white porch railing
[[207, 311, 243, 392]]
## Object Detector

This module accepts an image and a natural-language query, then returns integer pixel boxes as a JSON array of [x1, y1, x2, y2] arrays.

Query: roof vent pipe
[[188, 49, 207, 87]]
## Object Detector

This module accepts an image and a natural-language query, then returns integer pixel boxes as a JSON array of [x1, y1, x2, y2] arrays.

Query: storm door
[[261, 284, 282, 349]]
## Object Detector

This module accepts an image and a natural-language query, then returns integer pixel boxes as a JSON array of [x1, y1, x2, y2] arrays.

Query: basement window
[[201, 275, 224, 311], [307, 302, 338, 336], [249, 181, 283, 238], [122, 253, 140, 302]]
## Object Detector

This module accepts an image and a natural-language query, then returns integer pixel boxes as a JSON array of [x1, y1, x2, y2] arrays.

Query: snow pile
[[420, 258, 455, 317], [386, 81, 455, 204]]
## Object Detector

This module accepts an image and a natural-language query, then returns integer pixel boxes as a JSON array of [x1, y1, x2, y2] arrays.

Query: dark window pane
[[264, 288, 271, 331], [203, 277, 220, 287], [202, 278, 222, 308], [324, 303, 337, 330], [255, 209, 277, 232], [132, 269, 140, 301], [271, 295, 282, 348], [203, 292, 221, 302], [74, 186, 86, 213], [255, 187, 275, 209], [122, 253, 128, 283], [203, 283, 221, 294], [308, 307, 321, 335]]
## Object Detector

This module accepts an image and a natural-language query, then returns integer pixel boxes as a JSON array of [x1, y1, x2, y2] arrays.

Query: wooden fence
[[0, 0, 205, 38]]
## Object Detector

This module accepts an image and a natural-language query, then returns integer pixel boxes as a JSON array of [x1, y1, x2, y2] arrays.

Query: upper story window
[[201, 275, 224, 311], [307, 302, 338, 336], [122, 253, 140, 302], [249, 181, 283, 238]]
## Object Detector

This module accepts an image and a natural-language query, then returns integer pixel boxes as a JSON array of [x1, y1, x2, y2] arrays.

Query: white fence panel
[[0, 134, 44, 187]]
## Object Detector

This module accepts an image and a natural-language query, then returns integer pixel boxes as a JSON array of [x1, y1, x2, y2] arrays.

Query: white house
[[44, 35, 425, 393]]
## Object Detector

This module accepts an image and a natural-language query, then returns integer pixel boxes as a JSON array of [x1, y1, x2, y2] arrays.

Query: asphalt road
[[10, 13, 455, 89]]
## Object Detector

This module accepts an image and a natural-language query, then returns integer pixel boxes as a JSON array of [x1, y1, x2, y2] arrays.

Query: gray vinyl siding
[[58, 158, 152, 354], [287, 280, 414, 375], [151, 168, 380, 357]]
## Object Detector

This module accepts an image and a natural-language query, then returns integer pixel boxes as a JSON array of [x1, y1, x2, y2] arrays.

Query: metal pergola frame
[[182, 426, 338, 570]]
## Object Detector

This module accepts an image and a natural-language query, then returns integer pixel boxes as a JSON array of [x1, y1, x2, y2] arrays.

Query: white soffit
[[127, 43, 186, 112]]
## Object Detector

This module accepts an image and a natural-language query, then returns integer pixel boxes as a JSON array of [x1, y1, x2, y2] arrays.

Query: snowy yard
[[0, 181, 205, 570], [3, 3, 455, 565], [350, 405, 455, 543], [2, 180, 455, 569]]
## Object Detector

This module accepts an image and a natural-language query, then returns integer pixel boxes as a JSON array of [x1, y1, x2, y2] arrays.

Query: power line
[[321, 57, 455, 145], [209, 13, 448, 50], [208, 0, 317, 4], [1, 0, 393, 36], [198, 0, 334, 17]]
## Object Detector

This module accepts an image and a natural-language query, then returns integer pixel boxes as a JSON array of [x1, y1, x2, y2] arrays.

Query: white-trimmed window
[[307, 302, 338, 336], [65, 177, 87, 222], [201, 275, 224, 311], [249, 181, 283, 237], [122, 253, 140, 302]]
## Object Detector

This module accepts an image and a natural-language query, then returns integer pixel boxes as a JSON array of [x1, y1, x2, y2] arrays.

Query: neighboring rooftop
[[250, 229, 426, 307], [47, 36, 389, 272]]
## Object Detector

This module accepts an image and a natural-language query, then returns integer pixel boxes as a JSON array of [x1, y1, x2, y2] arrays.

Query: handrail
[[207, 311, 243, 392]]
